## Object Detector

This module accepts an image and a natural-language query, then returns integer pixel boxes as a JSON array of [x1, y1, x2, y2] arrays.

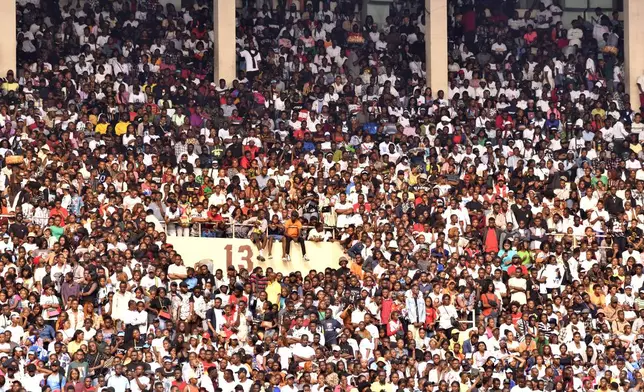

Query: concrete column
[[213, 0, 237, 85], [0, 1, 16, 79], [424, 0, 448, 97], [625, 0, 644, 112]]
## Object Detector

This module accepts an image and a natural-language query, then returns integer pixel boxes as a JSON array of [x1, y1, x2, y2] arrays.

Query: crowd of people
[[0, 0, 643, 391]]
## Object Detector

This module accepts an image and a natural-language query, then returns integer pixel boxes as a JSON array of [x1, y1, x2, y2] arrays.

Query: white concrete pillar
[[213, 0, 237, 85], [424, 0, 448, 97], [625, 0, 644, 112], [0, 1, 16, 78]]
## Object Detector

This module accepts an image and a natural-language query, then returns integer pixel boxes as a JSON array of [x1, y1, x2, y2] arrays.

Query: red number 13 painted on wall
[[224, 244, 254, 270]]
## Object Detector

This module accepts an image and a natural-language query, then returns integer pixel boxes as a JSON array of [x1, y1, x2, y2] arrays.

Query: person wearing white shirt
[[5, 315, 23, 344], [129, 365, 151, 392], [491, 40, 507, 55], [239, 44, 262, 78], [589, 201, 610, 232], [292, 337, 316, 365], [106, 366, 130, 392], [580, 189, 599, 213], [436, 295, 458, 332], [22, 364, 44, 391], [167, 258, 188, 286], [626, 157, 642, 170], [334, 194, 354, 228], [141, 267, 163, 291], [511, 378, 533, 392], [235, 369, 253, 392], [326, 43, 341, 60], [123, 189, 142, 212], [111, 282, 134, 324], [125, 302, 149, 335], [443, 202, 471, 226], [508, 12, 526, 31]]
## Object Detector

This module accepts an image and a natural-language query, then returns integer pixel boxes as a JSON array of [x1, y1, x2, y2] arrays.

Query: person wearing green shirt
[[50, 224, 64, 240]]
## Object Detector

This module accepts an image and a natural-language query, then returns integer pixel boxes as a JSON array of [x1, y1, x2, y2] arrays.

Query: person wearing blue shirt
[[45, 361, 66, 392], [184, 267, 198, 290], [302, 134, 315, 152], [498, 241, 517, 271], [36, 317, 56, 343], [363, 122, 378, 135]]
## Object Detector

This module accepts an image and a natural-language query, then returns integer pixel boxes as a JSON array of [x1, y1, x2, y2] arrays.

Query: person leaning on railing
[[307, 221, 328, 242]]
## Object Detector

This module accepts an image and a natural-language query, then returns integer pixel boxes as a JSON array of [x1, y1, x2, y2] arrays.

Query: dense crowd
[[0, 0, 643, 391]]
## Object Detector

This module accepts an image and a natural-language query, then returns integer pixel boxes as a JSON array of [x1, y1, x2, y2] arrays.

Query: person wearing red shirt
[[200, 336, 217, 372], [171, 371, 187, 392], [507, 255, 529, 277], [461, 5, 476, 47], [207, 206, 223, 222], [495, 112, 515, 129], [49, 200, 69, 221], [292, 126, 305, 141], [80, 377, 96, 392], [243, 142, 259, 160], [352, 196, 371, 213], [240, 150, 253, 169]]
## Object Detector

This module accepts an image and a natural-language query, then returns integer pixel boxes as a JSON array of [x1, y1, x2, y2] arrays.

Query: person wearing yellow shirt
[[95, 118, 108, 135], [89, 112, 99, 126], [517, 333, 537, 353], [67, 330, 86, 357], [1, 73, 18, 93], [265, 274, 281, 306], [115, 115, 130, 136], [591, 101, 606, 119], [370, 370, 394, 392], [631, 138, 643, 155], [588, 283, 606, 307]]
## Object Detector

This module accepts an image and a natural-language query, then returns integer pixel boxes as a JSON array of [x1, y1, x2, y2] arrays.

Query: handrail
[[0, 212, 625, 247], [226, 221, 338, 240]]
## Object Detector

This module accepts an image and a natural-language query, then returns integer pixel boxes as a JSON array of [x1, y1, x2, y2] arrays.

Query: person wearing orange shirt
[[518, 333, 537, 353], [589, 283, 606, 307], [49, 199, 69, 221], [282, 211, 308, 262]]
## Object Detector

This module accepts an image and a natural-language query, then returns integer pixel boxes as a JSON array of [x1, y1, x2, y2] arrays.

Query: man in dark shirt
[[196, 265, 215, 288], [227, 136, 243, 158], [321, 312, 343, 346], [465, 195, 484, 214], [177, 155, 194, 175], [8, 214, 28, 239], [336, 258, 350, 277], [605, 186, 625, 216]]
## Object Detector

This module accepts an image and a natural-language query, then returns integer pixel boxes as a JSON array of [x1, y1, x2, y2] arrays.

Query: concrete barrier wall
[[166, 237, 346, 274]]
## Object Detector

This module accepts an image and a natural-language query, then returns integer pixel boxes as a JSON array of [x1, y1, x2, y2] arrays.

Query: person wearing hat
[[337, 256, 350, 277], [281, 373, 298, 392], [22, 363, 44, 391], [44, 360, 66, 391], [437, 116, 453, 133], [603, 295, 622, 322]]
